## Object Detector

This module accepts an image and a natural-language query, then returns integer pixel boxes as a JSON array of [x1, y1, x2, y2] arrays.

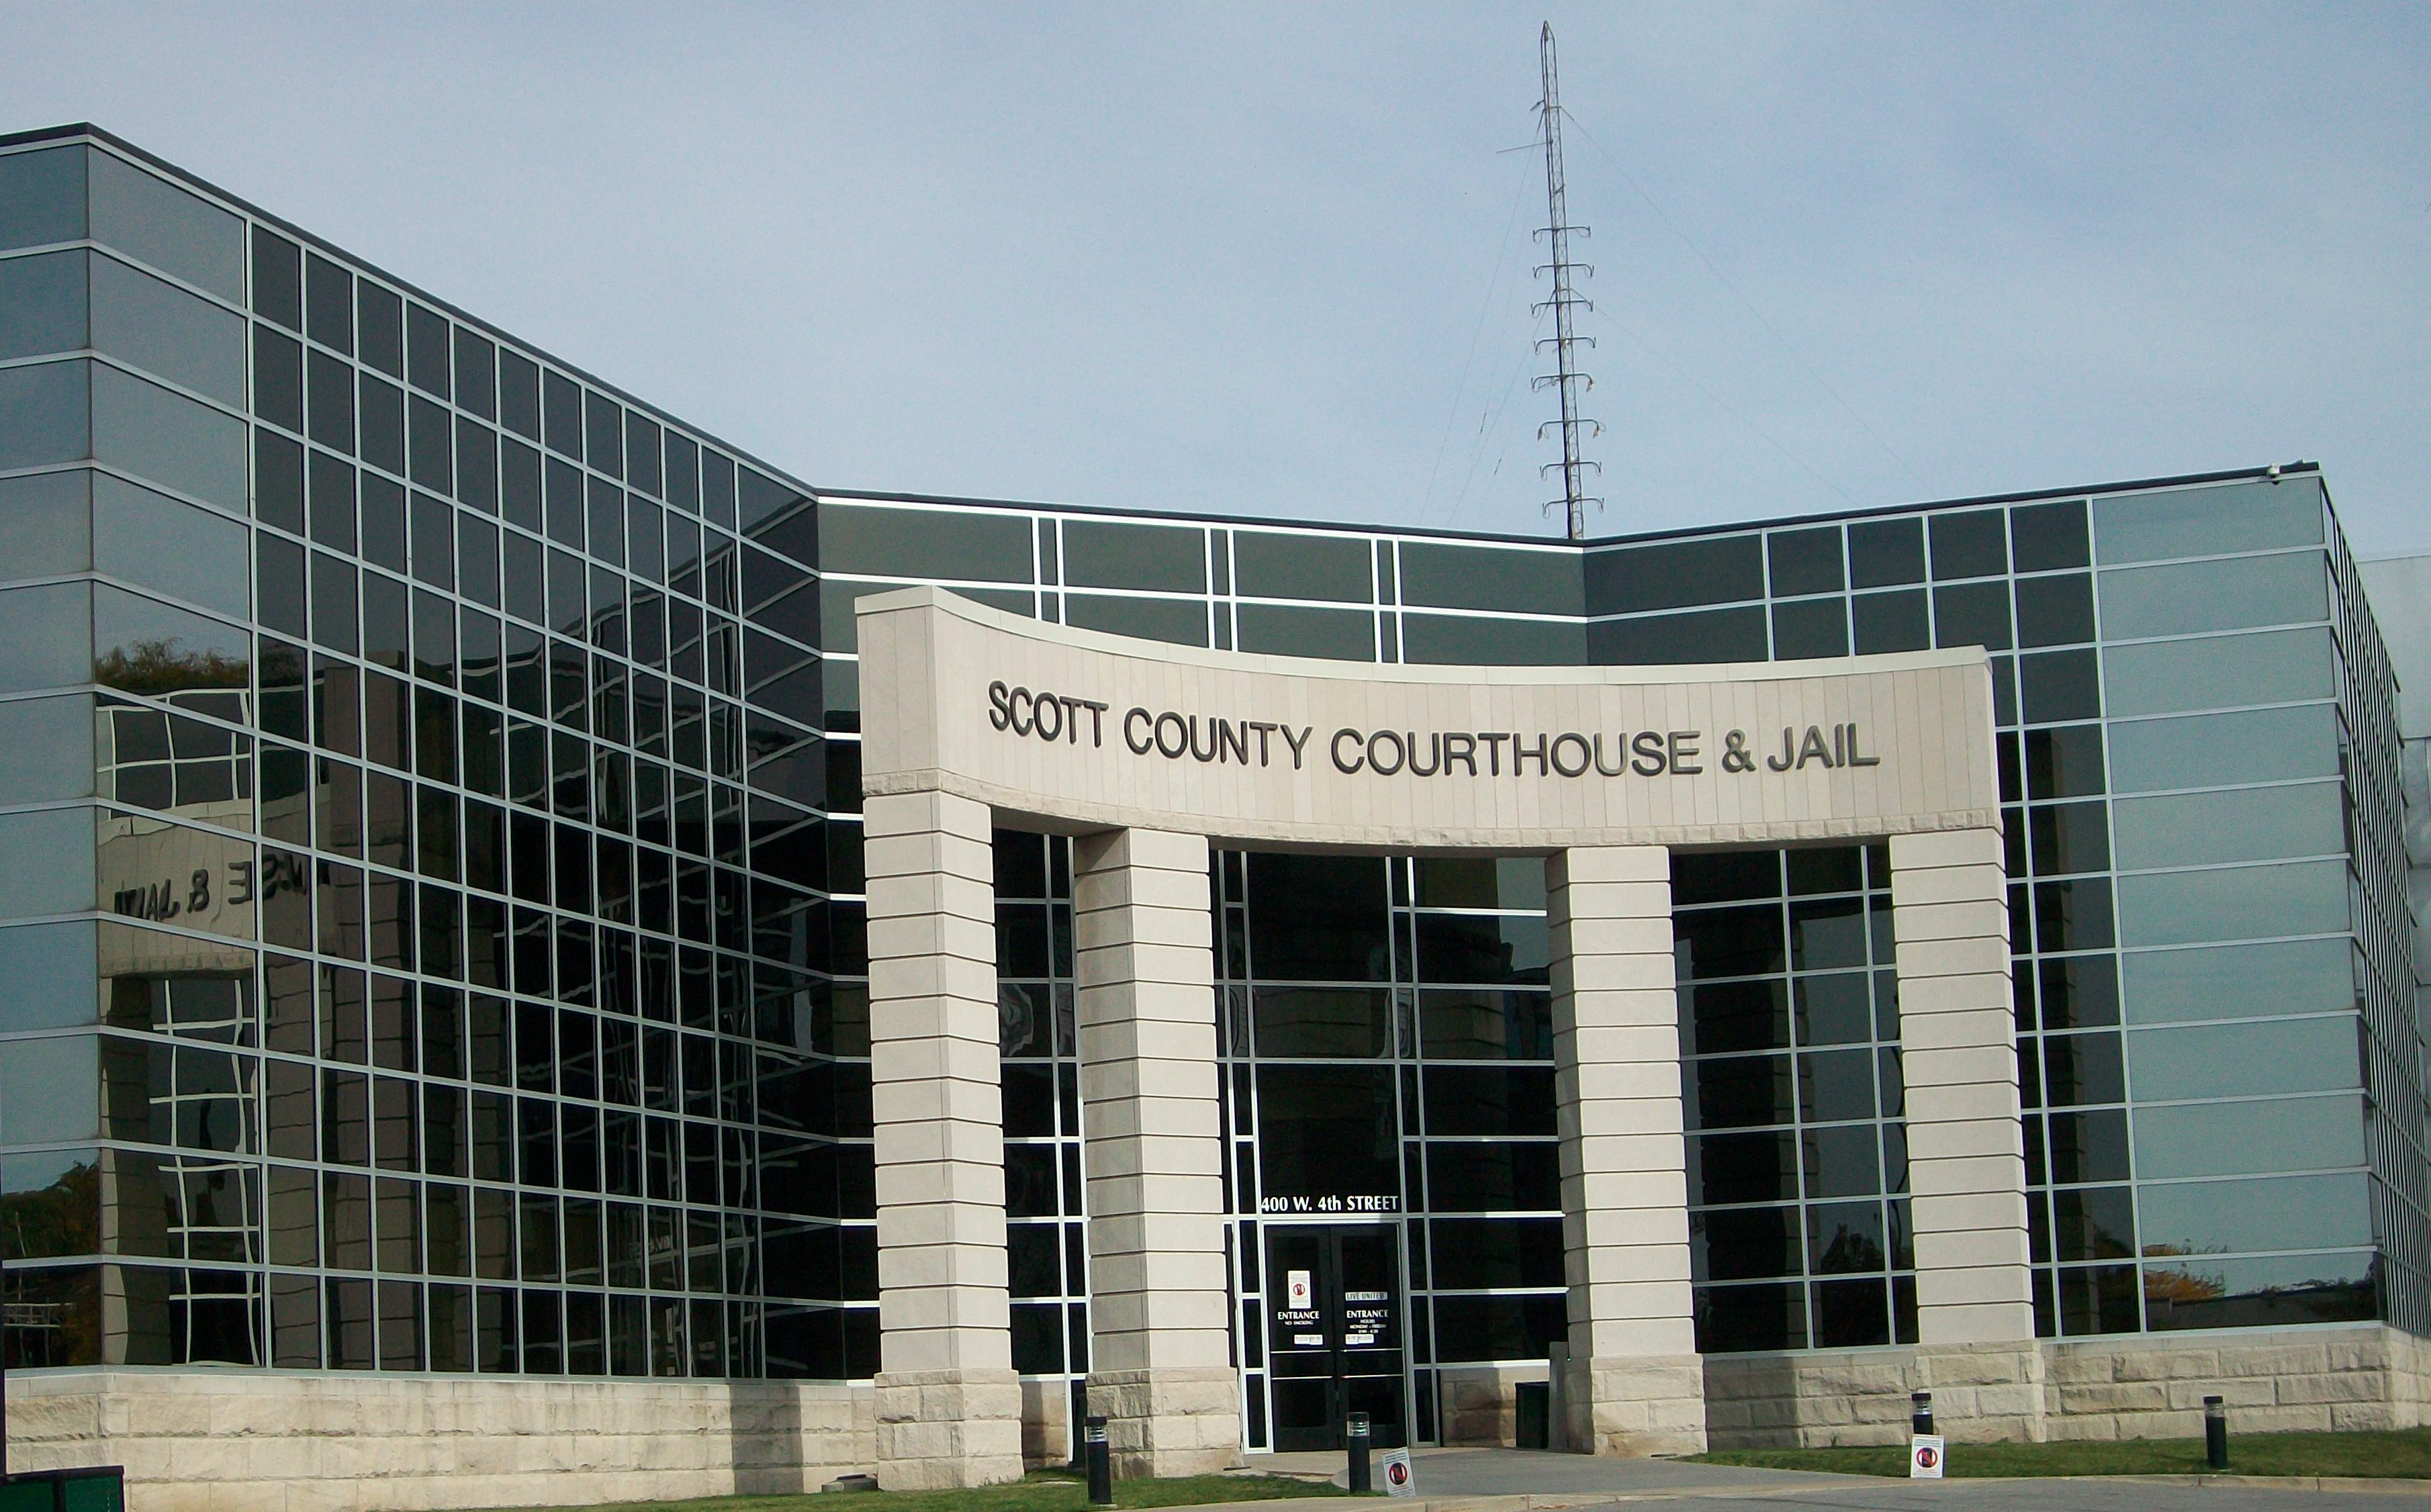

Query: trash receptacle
[[1514, 1380, 1549, 1450]]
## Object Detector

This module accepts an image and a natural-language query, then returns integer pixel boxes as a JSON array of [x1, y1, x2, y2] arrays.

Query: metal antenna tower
[[1532, 21, 1601, 539]]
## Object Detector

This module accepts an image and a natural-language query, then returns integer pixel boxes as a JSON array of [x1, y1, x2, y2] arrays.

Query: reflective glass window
[[86, 151, 243, 304], [2099, 553, 2328, 640], [0, 144, 88, 252], [2107, 705, 2338, 794], [0, 248, 86, 362], [2127, 1017, 2360, 1101], [2095, 479, 2322, 565]]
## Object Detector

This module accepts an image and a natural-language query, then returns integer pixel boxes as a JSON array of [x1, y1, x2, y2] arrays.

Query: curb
[[1180, 1474, 2431, 1508], [2043, 1474, 2431, 1495]]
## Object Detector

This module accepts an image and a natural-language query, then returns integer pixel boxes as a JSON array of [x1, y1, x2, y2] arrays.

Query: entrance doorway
[[1263, 1224, 1406, 1451]]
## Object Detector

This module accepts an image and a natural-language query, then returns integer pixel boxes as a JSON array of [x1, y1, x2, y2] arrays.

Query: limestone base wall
[[1437, 1363, 1545, 1448], [5, 1370, 872, 1512], [1702, 1325, 2431, 1450]]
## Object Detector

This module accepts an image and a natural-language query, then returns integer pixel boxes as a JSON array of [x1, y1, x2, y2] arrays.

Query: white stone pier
[[1072, 826, 1242, 1475], [1547, 845, 1707, 1456], [1890, 825, 2044, 1441], [865, 790, 1025, 1487]]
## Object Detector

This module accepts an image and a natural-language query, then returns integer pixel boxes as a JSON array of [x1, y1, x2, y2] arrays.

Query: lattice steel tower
[[1533, 21, 1601, 539]]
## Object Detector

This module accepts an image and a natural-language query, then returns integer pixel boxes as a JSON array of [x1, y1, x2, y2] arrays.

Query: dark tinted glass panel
[[251, 226, 301, 330], [1414, 912, 1547, 986], [2011, 498, 2091, 571], [1252, 988, 1390, 1059], [1673, 851, 1780, 906], [1425, 1141, 1559, 1211], [1679, 980, 1788, 1055], [1428, 1217, 1563, 1290], [1847, 518, 1924, 587], [1235, 604, 1374, 661], [1851, 591, 1929, 654], [2015, 575, 2095, 647], [2020, 650, 2101, 724], [1431, 1294, 1565, 1364], [499, 353, 540, 442], [253, 326, 302, 432], [543, 372, 581, 458], [1770, 599, 1847, 659], [1930, 510, 2007, 579], [1062, 520, 1203, 593], [1256, 1064, 1399, 1201], [1234, 531, 1371, 604], [305, 254, 351, 355], [818, 503, 1029, 583], [1766, 528, 1844, 596], [1933, 581, 2011, 651], [1589, 607, 1767, 667], [357, 283, 403, 377], [1402, 614, 1582, 667], [1404, 542, 1581, 615], [1693, 1129, 1796, 1204], [586, 391, 622, 479], [1246, 853, 1387, 982], [1587, 535, 1761, 614], [1423, 1066, 1555, 1136], [1676, 904, 1785, 981], [1062, 594, 1205, 648]]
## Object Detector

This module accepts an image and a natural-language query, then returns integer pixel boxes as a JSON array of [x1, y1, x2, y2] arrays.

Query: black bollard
[[2204, 1396, 2228, 1470], [1911, 1391, 1933, 1437], [1346, 1411, 1371, 1494], [1085, 1415, 1113, 1506]]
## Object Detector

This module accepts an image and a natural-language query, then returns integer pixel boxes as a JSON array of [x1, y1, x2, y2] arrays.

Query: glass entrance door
[[1264, 1225, 1406, 1451]]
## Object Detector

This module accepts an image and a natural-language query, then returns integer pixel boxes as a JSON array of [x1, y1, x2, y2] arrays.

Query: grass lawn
[[1692, 1425, 2431, 1480], [469, 1467, 1350, 1512]]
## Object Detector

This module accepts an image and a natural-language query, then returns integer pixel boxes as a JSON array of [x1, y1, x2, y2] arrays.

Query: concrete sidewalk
[[1220, 1446, 2431, 1510], [1242, 1444, 1865, 1499]]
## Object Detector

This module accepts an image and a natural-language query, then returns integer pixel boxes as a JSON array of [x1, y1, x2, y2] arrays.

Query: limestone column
[[1072, 827, 1241, 1476], [865, 790, 1024, 1489], [1890, 826, 2044, 1440], [1547, 845, 1706, 1456]]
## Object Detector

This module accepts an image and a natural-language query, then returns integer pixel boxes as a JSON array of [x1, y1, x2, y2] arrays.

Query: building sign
[[991, 680, 1882, 779], [864, 587, 2003, 852], [1260, 1194, 1400, 1215]]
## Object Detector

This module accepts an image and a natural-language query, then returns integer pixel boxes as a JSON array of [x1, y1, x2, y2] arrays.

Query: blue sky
[[9, 2, 2428, 551]]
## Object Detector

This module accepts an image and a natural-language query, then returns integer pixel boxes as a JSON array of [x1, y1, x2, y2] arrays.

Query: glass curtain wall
[[0, 136, 861, 1381]]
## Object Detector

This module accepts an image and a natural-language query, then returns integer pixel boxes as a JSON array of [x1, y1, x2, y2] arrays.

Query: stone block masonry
[[1700, 1324, 2431, 1449], [865, 789, 1025, 1489], [2, 1372, 867, 1512]]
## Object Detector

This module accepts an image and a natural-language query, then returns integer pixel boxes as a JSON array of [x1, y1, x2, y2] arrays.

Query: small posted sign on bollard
[[1380, 1446, 1416, 1497], [1909, 1435, 1945, 1479], [1909, 1390, 1943, 1480]]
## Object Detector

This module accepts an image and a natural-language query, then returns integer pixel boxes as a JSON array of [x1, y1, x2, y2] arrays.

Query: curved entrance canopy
[[857, 587, 2002, 849], [854, 588, 2024, 1489]]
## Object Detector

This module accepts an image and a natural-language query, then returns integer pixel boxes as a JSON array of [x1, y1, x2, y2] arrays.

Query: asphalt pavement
[[1250, 1446, 2431, 1510]]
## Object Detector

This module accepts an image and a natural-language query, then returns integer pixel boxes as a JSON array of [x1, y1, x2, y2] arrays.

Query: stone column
[[1547, 845, 1707, 1456], [865, 790, 1024, 1489], [1890, 826, 2044, 1441], [1072, 826, 1242, 1476]]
